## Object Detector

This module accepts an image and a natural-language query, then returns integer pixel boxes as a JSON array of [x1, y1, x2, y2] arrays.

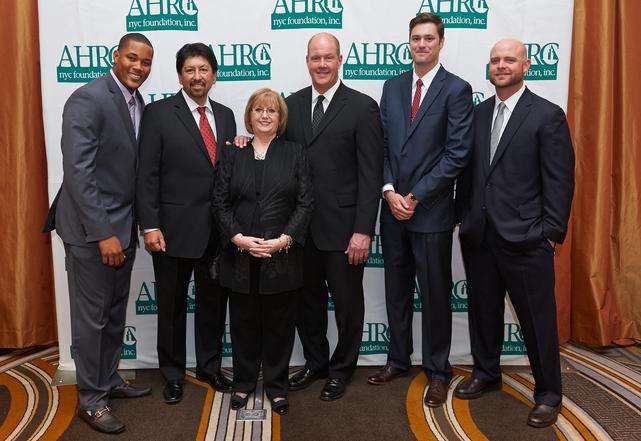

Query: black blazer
[[457, 87, 575, 248], [284, 83, 384, 251], [212, 137, 313, 294], [136, 91, 236, 259]]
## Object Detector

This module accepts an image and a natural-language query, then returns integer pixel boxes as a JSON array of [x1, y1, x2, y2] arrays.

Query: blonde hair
[[244, 88, 288, 135]]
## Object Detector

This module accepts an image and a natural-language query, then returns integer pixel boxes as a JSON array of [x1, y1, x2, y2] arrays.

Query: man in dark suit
[[136, 43, 236, 404], [43, 33, 154, 434], [454, 39, 575, 428], [285, 33, 384, 401], [367, 13, 473, 408]]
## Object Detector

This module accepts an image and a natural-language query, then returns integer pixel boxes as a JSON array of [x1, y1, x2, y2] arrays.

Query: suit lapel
[[403, 66, 446, 145], [479, 97, 495, 178], [105, 74, 137, 148], [211, 98, 226, 163], [310, 83, 347, 145], [488, 89, 533, 176], [173, 91, 213, 166], [399, 71, 412, 134]]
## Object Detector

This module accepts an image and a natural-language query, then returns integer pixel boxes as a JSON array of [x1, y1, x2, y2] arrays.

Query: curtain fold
[[0, 0, 57, 347], [566, 0, 641, 345]]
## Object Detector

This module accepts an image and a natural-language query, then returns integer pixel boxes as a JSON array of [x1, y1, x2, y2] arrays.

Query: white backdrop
[[39, 0, 574, 371]]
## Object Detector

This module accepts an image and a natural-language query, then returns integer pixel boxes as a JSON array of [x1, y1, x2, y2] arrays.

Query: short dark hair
[[118, 33, 153, 51], [176, 43, 218, 74], [409, 13, 445, 40]]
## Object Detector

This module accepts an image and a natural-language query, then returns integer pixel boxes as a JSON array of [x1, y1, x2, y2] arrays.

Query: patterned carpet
[[1, 343, 640, 440]]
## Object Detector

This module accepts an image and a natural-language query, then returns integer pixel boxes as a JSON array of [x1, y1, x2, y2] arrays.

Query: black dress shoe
[[163, 380, 183, 404], [77, 406, 125, 434], [270, 398, 289, 415], [367, 364, 409, 385], [527, 403, 561, 428], [454, 377, 501, 400], [211, 372, 233, 392], [230, 393, 250, 410], [110, 381, 152, 399], [288, 367, 327, 391], [320, 378, 347, 401], [197, 371, 233, 392]]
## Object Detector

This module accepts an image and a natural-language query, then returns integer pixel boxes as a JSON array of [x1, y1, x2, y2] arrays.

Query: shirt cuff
[[382, 183, 395, 196], [142, 228, 159, 234]]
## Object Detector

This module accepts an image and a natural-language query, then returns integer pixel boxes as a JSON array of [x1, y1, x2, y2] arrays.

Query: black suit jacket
[[457, 87, 575, 248], [136, 91, 236, 258], [212, 138, 314, 294], [284, 82, 384, 251]]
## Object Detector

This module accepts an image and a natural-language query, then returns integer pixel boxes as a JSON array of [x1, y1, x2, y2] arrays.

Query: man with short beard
[[136, 43, 236, 404], [455, 38, 574, 428]]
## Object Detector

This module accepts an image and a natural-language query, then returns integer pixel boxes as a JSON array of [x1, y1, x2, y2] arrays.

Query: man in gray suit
[[43, 33, 154, 434]]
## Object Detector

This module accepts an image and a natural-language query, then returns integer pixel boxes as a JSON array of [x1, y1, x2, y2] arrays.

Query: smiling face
[[409, 22, 443, 74], [306, 33, 342, 94], [489, 39, 531, 98], [178, 55, 216, 105], [112, 40, 153, 92], [249, 98, 279, 137]]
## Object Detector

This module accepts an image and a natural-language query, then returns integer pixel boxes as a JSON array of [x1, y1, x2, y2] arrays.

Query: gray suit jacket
[[43, 74, 142, 248]]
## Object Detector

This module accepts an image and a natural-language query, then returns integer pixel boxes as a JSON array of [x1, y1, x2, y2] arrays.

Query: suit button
[[481, 205, 486, 210], [486, 183, 492, 189]]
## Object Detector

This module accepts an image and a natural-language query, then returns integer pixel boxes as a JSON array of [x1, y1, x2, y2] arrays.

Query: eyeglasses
[[253, 107, 279, 116]]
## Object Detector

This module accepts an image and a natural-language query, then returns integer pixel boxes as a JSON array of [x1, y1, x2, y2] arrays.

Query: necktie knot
[[416, 79, 423, 88], [197, 106, 207, 116]]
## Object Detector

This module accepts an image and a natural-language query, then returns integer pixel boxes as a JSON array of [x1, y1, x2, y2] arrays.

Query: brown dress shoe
[[527, 403, 561, 428], [424, 378, 449, 407], [368, 364, 409, 385], [454, 377, 501, 400]]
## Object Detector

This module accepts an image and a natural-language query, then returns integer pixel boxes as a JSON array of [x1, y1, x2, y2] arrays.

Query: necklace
[[253, 147, 266, 160], [253, 146, 267, 160]]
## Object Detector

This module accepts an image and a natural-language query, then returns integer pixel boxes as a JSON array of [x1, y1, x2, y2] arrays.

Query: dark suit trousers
[[297, 236, 365, 380], [460, 223, 562, 406], [381, 222, 453, 382], [65, 242, 136, 410], [229, 260, 297, 398], [152, 243, 228, 382]]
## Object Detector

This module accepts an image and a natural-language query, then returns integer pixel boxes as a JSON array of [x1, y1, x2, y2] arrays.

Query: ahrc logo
[[271, 0, 343, 30], [126, 0, 198, 31], [121, 326, 138, 360], [360, 322, 390, 355], [212, 43, 271, 81], [344, 42, 413, 80], [417, 0, 488, 29], [56, 44, 116, 83]]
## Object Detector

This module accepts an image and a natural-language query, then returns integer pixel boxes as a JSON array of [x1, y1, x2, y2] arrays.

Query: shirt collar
[[110, 69, 136, 104], [495, 83, 526, 113], [181, 89, 212, 114], [413, 63, 440, 87], [312, 79, 341, 104]]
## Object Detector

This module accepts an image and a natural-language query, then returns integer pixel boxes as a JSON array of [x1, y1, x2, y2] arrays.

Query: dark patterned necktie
[[197, 107, 217, 164], [312, 95, 325, 134]]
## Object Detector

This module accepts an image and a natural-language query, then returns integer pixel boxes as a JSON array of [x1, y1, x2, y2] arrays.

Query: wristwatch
[[408, 192, 418, 203]]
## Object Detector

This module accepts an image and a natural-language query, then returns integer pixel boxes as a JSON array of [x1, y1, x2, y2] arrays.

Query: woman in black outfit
[[212, 88, 313, 415]]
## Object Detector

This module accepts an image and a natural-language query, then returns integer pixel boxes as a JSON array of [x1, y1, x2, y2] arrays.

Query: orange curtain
[[0, 0, 57, 347], [563, 0, 641, 345]]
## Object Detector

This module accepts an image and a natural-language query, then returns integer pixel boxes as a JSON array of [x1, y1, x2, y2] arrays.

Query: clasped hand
[[232, 234, 287, 258]]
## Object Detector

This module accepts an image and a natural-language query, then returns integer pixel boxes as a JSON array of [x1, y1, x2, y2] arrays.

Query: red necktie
[[410, 78, 423, 123], [197, 107, 217, 164]]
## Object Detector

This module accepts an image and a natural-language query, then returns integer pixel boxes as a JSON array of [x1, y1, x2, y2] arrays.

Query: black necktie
[[312, 95, 325, 134]]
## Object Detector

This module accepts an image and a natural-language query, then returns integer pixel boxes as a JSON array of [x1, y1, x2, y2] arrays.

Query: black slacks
[[65, 242, 136, 410], [460, 223, 562, 407], [296, 236, 365, 380], [381, 222, 453, 382], [152, 242, 228, 382], [229, 258, 297, 398]]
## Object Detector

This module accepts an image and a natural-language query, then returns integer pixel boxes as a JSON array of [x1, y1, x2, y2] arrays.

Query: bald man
[[284, 33, 384, 401], [455, 39, 574, 428]]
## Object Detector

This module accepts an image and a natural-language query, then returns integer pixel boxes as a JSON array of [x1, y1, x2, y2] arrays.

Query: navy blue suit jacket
[[457, 88, 575, 247], [380, 66, 474, 233]]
